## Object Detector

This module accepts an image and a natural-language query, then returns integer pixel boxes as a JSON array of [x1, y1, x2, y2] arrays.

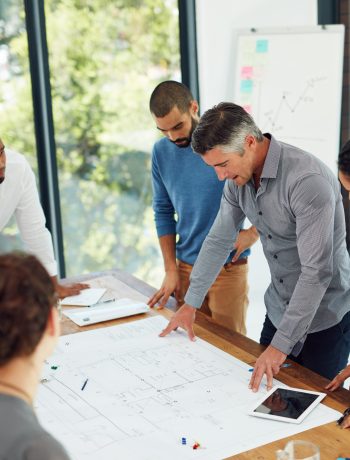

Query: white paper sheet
[[36, 316, 340, 460], [82, 275, 149, 303], [60, 288, 106, 306]]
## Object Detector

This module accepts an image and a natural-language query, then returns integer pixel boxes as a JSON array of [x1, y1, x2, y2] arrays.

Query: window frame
[[23, 0, 199, 278]]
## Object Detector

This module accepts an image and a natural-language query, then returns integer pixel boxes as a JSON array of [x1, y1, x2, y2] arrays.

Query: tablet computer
[[249, 386, 326, 424]]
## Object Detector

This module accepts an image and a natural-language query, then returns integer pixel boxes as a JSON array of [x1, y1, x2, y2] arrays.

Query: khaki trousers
[[177, 260, 249, 335]]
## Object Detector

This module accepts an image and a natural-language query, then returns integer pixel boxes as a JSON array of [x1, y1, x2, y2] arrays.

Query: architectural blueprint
[[36, 316, 340, 460]]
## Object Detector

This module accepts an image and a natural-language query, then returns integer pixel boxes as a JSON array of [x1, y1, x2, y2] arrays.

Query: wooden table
[[61, 270, 350, 459]]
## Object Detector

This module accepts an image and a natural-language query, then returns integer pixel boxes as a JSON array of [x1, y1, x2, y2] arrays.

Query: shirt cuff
[[270, 331, 295, 355], [184, 290, 204, 309], [155, 224, 176, 237]]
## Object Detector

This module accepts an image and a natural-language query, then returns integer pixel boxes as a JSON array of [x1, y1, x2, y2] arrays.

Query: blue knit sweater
[[151, 137, 250, 265]]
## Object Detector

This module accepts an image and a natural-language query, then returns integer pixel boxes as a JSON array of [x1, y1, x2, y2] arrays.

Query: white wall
[[196, 0, 318, 341], [196, 0, 317, 112]]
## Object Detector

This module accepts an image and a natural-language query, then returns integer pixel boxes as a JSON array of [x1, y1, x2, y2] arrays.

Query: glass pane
[[46, 0, 180, 285], [0, 0, 37, 253]]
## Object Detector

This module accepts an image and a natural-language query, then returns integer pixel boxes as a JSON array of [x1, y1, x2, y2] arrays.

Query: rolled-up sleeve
[[271, 174, 335, 354], [185, 180, 245, 308]]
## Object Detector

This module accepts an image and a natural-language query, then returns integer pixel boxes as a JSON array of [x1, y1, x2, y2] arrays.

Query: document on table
[[60, 288, 106, 306], [82, 275, 149, 304], [36, 316, 340, 460]]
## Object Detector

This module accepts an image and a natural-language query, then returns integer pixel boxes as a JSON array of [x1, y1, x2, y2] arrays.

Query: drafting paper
[[60, 288, 106, 306], [36, 316, 340, 460]]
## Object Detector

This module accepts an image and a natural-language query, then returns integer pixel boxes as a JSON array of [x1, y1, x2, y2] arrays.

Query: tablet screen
[[253, 387, 320, 421]]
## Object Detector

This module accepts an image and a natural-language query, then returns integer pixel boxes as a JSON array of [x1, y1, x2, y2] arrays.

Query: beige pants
[[177, 260, 249, 335]]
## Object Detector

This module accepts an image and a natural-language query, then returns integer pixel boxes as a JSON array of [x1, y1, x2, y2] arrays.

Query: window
[[0, 0, 37, 252], [45, 0, 180, 285]]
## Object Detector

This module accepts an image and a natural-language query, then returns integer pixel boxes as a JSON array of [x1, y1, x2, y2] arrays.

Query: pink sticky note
[[243, 105, 252, 114], [241, 66, 253, 79]]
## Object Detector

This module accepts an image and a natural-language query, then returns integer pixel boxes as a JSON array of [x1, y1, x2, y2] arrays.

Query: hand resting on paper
[[249, 345, 287, 392], [159, 304, 196, 341]]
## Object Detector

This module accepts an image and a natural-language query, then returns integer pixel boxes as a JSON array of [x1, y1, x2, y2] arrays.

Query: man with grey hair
[[160, 102, 350, 393]]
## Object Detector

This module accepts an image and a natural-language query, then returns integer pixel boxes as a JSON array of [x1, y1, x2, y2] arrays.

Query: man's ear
[[190, 100, 199, 116], [245, 134, 256, 148]]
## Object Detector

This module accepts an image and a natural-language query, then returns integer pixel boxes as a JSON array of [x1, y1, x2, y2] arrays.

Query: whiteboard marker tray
[[63, 298, 150, 326]]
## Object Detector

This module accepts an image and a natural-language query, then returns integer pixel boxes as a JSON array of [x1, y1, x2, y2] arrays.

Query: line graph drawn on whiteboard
[[234, 26, 344, 174], [260, 76, 327, 134]]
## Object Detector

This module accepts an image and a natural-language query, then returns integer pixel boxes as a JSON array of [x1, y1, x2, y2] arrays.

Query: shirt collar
[[260, 133, 281, 179]]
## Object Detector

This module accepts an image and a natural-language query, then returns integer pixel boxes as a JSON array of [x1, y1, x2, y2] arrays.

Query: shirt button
[[286, 301, 289, 305], [258, 211, 262, 215], [273, 254, 278, 259], [279, 279, 283, 283], [268, 234, 272, 239]]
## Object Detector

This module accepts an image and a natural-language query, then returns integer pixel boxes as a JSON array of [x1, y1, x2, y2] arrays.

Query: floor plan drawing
[[36, 316, 340, 460]]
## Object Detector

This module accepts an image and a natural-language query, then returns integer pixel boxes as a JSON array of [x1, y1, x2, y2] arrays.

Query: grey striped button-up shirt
[[185, 134, 350, 356]]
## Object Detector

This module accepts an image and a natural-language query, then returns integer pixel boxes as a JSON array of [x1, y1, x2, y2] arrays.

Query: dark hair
[[191, 102, 264, 155], [338, 139, 350, 175], [149, 80, 194, 117], [0, 253, 56, 365]]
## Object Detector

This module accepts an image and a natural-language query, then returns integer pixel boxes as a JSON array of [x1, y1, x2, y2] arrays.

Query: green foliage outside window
[[0, 0, 180, 286]]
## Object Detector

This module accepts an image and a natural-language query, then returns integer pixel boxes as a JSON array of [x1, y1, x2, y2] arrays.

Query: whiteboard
[[233, 25, 344, 174]]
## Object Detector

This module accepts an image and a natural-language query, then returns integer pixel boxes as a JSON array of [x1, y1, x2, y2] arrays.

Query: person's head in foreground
[[191, 102, 267, 184], [150, 80, 199, 148], [338, 139, 350, 199], [0, 252, 70, 459]]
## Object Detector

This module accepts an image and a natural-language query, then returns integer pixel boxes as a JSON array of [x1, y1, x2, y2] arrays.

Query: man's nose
[[166, 131, 176, 142], [215, 168, 226, 181]]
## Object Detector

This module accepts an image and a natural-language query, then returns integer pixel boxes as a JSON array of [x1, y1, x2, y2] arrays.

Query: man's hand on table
[[249, 345, 287, 392], [148, 269, 182, 309], [325, 365, 350, 392], [340, 414, 350, 429], [159, 304, 196, 341], [55, 280, 90, 299]]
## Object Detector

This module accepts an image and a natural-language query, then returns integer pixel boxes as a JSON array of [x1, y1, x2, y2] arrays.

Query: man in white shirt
[[0, 139, 87, 298]]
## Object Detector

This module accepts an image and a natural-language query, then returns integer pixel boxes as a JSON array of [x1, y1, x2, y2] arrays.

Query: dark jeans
[[260, 311, 350, 380]]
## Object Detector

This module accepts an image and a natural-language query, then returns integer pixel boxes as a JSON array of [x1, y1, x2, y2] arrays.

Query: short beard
[[171, 117, 198, 148]]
